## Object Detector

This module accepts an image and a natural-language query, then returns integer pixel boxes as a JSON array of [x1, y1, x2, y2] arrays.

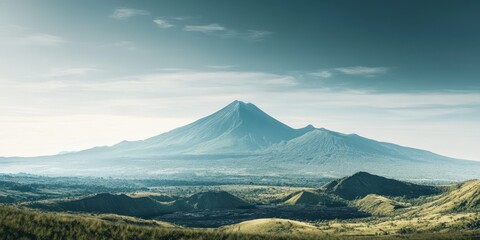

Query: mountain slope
[[321, 172, 440, 200], [413, 180, 480, 214], [79, 100, 312, 157], [2, 100, 480, 181]]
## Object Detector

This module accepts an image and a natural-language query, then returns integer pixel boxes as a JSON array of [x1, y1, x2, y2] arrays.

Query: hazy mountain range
[[1, 100, 479, 181]]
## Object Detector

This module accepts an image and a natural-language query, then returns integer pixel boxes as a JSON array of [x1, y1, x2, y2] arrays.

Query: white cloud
[[110, 8, 149, 20], [1, 70, 479, 160], [335, 66, 389, 76], [310, 70, 333, 78], [23, 34, 64, 46], [153, 18, 174, 29], [46, 68, 99, 77], [183, 24, 272, 41], [207, 65, 237, 69], [184, 24, 226, 33]]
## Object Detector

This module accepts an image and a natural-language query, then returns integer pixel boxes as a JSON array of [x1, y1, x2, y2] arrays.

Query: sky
[[0, 0, 479, 160]]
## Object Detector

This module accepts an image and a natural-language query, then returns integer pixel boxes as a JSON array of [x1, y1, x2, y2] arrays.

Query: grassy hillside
[[2, 205, 478, 240], [27, 193, 179, 218], [220, 218, 319, 235], [0, 205, 294, 240], [411, 180, 480, 214], [321, 172, 440, 200], [282, 191, 346, 207], [356, 194, 410, 216]]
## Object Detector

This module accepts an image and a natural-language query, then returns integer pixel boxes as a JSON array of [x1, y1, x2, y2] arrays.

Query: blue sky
[[0, 0, 479, 160]]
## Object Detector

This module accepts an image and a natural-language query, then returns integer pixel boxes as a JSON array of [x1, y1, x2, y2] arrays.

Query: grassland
[[1, 205, 479, 240], [1, 174, 479, 239]]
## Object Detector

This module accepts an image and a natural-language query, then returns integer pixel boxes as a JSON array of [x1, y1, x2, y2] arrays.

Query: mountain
[[282, 190, 346, 207], [94, 100, 311, 157], [27, 193, 181, 218], [2, 100, 480, 181], [321, 172, 440, 200], [185, 191, 253, 210]]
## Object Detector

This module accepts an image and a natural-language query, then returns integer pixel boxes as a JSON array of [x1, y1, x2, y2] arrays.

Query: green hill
[[321, 172, 439, 200], [282, 190, 346, 207], [186, 191, 253, 210], [356, 194, 410, 216], [414, 180, 480, 214], [220, 218, 320, 235], [27, 193, 177, 218]]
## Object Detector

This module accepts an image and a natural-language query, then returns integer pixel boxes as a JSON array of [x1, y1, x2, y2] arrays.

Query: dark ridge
[[321, 172, 440, 200]]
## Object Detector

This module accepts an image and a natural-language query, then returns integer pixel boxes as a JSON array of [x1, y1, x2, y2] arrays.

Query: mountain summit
[[106, 100, 312, 155], [5, 100, 480, 180]]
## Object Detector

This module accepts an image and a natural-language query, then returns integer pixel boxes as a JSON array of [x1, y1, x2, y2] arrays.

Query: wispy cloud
[[2, 70, 479, 159], [23, 34, 64, 46], [183, 23, 272, 42], [184, 24, 226, 33], [153, 18, 174, 29], [335, 66, 389, 76], [46, 68, 99, 77], [111, 8, 149, 20], [244, 30, 272, 42], [207, 65, 237, 70], [310, 70, 333, 78]]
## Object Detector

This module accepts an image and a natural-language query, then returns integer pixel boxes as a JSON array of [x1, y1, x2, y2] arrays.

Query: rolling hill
[[320, 172, 440, 200], [413, 180, 480, 214], [186, 191, 253, 210], [356, 194, 410, 216], [282, 190, 346, 207], [27, 193, 181, 217], [220, 218, 320, 235]]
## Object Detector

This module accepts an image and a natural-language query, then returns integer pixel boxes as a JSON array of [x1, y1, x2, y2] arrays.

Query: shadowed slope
[[321, 172, 440, 200], [27, 193, 181, 217], [186, 191, 253, 210]]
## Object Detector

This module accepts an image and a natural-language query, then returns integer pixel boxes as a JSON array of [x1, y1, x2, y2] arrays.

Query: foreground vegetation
[[1, 205, 479, 240], [0, 205, 295, 240]]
